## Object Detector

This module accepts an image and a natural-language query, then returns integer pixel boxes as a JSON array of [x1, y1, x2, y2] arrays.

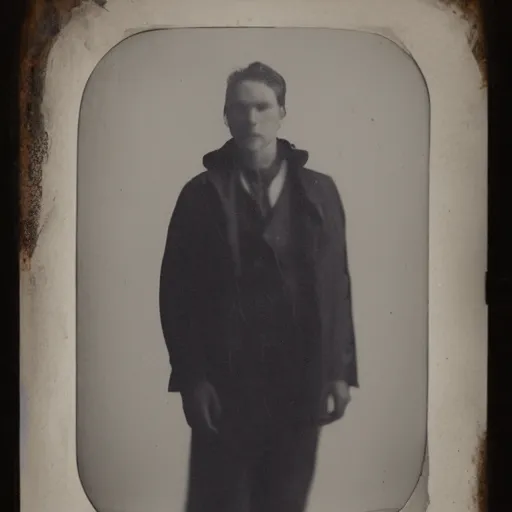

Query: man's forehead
[[228, 80, 278, 104]]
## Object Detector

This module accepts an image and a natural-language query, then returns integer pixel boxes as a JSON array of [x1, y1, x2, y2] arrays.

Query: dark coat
[[159, 139, 358, 425]]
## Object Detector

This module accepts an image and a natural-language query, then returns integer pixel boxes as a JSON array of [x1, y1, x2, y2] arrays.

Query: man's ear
[[279, 106, 286, 120]]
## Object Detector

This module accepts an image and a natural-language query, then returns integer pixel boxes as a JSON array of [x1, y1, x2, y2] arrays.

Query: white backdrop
[[76, 28, 429, 512]]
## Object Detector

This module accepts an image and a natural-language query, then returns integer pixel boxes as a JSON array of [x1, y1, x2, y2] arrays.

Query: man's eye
[[257, 103, 269, 111]]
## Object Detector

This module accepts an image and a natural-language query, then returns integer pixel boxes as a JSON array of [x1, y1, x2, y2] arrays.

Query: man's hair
[[223, 61, 287, 115]]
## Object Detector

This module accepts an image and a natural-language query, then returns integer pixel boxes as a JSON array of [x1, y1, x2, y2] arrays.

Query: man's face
[[225, 80, 285, 153]]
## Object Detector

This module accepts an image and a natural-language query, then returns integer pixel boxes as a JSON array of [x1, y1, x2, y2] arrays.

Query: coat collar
[[202, 138, 309, 171], [202, 138, 324, 275], [203, 138, 323, 217]]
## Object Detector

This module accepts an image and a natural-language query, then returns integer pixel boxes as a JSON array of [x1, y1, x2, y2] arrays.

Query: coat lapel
[[204, 142, 326, 277], [206, 167, 242, 277], [295, 167, 325, 225], [292, 167, 326, 264]]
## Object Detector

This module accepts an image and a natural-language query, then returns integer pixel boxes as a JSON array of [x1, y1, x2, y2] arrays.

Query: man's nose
[[247, 108, 258, 125]]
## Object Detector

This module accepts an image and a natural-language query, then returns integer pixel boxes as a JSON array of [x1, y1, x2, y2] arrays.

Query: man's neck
[[238, 139, 279, 172]]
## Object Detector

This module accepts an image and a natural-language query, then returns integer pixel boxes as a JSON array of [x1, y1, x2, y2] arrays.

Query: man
[[159, 61, 358, 512]]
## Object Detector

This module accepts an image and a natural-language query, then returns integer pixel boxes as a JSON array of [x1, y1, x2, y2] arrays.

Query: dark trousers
[[185, 420, 320, 512]]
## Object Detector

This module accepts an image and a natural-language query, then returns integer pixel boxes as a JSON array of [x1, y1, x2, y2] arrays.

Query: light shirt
[[239, 160, 288, 209]]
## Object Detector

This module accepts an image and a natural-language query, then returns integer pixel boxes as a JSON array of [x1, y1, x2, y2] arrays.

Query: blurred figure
[[159, 61, 358, 512]]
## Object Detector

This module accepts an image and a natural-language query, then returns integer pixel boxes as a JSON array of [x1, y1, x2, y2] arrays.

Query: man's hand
[[182, 381, 222, 433], [319, 380, 351, 425]]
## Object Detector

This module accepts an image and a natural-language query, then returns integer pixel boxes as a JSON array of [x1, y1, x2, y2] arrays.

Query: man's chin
[[238, 137, 265, 152]]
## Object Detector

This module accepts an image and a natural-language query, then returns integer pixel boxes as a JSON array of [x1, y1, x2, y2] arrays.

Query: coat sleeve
[[326, 177, 359, 388], [159, 180, 207, 393]]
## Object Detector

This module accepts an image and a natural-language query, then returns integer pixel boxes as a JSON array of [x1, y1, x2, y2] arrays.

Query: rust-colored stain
[[473, 429, 487, 512], [442, 0, 487, 85], [19, 0, 107, 271]]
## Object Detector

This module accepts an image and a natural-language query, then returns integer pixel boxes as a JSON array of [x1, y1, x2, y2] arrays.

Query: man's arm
[[326, 176, 359, 389], [318, 176, 358, 424], [159, 181, 207, 393]]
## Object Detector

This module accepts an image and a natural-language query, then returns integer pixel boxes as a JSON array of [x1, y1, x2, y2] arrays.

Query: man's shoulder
[[178, 171, 212, 197], [299, 167, 336, 191], [183, 171, 210, 188], [172, 172, 215, 213], [298, 167, 345, 212], [301, 167, 333, 181]]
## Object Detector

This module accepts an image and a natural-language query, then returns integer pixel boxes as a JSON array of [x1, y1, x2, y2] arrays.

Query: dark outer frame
[[484, 1, 512, 512], [1, 1, 26, 511]]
